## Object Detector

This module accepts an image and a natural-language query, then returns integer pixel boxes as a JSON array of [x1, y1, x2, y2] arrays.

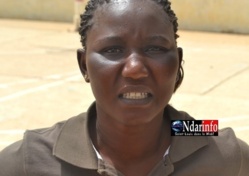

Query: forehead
[[92, 0, 171, 27], [86, 0, 175, 46]]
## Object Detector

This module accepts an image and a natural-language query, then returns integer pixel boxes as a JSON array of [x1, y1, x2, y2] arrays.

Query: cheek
[[86, 53, 121, 92], [87, 53, 115, 78], [153, 52, 179, 82], [153, 53, 179, 103]]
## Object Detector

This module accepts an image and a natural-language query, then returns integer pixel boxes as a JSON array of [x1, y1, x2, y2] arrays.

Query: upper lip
[[118, 85, 152, 97]]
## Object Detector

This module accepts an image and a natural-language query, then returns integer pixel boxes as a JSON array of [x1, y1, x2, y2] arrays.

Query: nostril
[[122, 58, 149, 79]]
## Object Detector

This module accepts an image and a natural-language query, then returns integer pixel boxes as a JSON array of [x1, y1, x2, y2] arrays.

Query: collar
[[166, 106, 209, 163], [53, 102, 98, 169], [53, 102, 208, 169]]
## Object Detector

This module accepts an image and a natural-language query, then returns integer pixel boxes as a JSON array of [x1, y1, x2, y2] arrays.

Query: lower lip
[[118, 96, 152, 106]]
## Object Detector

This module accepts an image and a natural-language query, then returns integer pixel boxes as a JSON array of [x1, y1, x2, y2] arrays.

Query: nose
[[122, 53, 149, 80]]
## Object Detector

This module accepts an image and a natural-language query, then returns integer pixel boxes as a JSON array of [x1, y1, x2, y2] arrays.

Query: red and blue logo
[[171, 120, 218, 136]]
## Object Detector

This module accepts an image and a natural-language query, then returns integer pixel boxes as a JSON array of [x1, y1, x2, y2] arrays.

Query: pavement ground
[[0, 19, 249, 150]]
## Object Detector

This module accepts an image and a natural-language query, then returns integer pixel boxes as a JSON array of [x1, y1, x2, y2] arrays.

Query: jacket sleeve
[[238, 138, 249, 176], [0, 140, 27, 176]]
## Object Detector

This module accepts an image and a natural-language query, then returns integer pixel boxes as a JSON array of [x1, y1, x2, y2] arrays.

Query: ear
[[174, 47, 184, 92], [77, 49, 89, 82], [177, 47, 183, 63]]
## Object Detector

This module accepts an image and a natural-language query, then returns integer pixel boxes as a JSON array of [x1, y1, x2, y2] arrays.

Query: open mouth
[[121, 92, 152, 99]]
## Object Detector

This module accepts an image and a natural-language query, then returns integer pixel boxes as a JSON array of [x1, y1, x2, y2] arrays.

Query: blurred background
[[0, 0, 249, 150]]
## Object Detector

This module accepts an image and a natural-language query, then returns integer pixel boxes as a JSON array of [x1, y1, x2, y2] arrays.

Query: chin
[[116, 110, 159, 126]]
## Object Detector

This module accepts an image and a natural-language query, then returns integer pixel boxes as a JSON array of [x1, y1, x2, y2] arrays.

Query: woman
[[0, 0, 248, 175]]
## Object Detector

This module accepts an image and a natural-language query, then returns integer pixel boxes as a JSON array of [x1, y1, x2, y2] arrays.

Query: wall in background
[[0, 0, 249, 34], [171, 0, 249, 34], [0, 0, 86, 22]]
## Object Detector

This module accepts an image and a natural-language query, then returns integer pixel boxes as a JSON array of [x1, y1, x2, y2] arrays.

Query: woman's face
[[80, 0, 182, 125]]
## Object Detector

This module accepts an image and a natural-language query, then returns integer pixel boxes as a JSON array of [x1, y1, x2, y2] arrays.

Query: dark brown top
[[0, 103, 248, 176]]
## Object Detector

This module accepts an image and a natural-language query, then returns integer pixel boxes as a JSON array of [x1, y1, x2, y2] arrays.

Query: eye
[[100, 46, 125, 61], [103, 47, 123, 54], [145, 46, 168, 54]]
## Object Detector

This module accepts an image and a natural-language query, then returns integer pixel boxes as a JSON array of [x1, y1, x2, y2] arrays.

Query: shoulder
[[0, 113, 88, 175], [167, 106, 249, 175], [210, 128, 249, 175], [21, 112, 87, 151], [0, 121, 65, 175], [197, 128, 249, 175], [0, 140, 25, 175], [171, 128, 249, 176]]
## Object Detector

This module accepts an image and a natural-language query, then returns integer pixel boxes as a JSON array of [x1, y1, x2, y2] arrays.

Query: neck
[[90, 107, 171, 164]]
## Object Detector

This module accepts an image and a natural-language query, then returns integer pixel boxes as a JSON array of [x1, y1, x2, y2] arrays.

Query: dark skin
[[77, 0, 183, 175]]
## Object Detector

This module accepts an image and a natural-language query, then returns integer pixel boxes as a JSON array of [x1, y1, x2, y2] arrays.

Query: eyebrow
[[93, 35, 172, 46], [94, 36, 123, 45], [146, 35, 171, 44]]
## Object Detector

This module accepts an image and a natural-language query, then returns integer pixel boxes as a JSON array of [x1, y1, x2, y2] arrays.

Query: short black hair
[[78, 0, 183, 91], [79, 0, 179, 48]]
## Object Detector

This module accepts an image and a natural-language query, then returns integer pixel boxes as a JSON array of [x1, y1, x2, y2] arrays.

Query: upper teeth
[[123, 92, 148, 99]]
